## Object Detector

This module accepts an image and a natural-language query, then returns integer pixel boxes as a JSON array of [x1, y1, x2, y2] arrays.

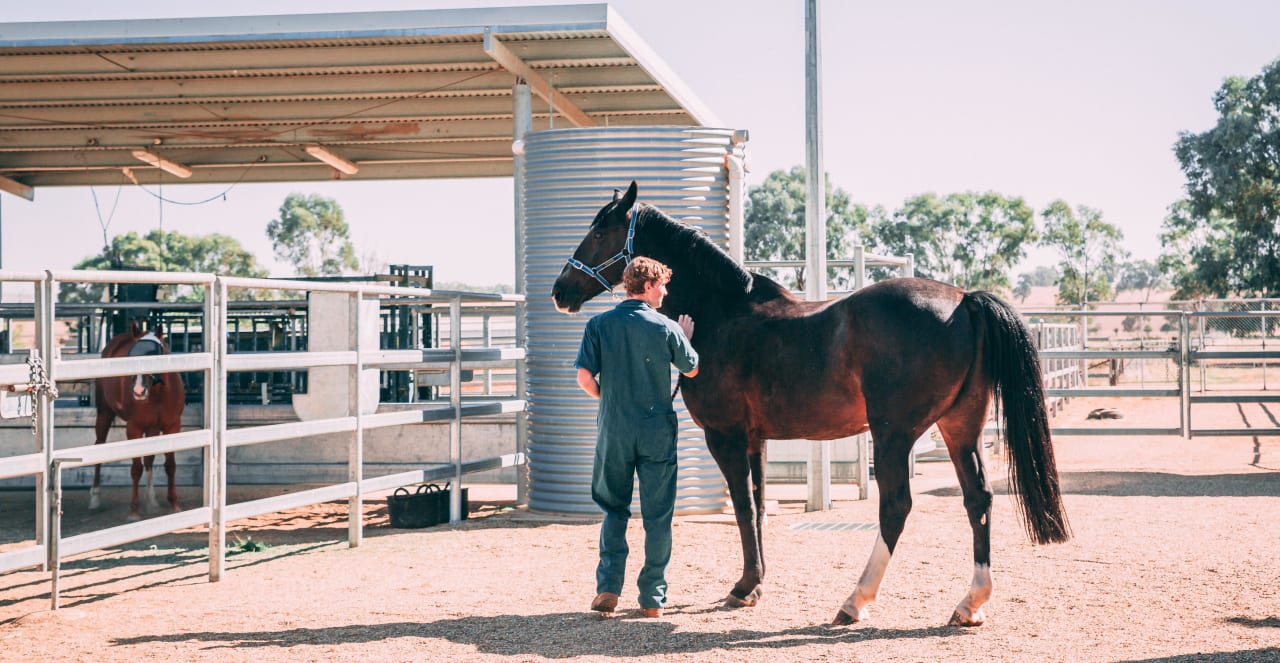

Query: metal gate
[[1013, 308, 1280, 438]]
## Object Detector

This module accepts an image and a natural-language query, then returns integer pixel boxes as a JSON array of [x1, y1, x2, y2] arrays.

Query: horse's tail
[[966, 290, 1071, 545]]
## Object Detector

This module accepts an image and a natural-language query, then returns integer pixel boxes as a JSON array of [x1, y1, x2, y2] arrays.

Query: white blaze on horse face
[[841, 533, 892, 621], [132, 374, 147, 399], [951, 563, 994, 626]]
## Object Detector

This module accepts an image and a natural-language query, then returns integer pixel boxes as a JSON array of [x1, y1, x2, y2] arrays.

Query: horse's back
[[686, 277, 983, 440]]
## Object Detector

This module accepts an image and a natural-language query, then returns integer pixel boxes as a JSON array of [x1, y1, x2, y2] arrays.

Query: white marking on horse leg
[[840, 534, 892, 621], [145, 467, 159, 510], [950, 563, 993, 626], [89, 486, 101, 510]]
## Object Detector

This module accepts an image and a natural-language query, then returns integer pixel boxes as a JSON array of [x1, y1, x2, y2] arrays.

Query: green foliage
[[1167, 57, 1280, 297], [743, 167, 883, 291], [1013, 265, 1060, 303], [266, 193, 360, 277], [1040, 200, 1127, 305], [1113, 259, 1168, 301], [60, 229, 269, 303], [228, 534, 270, 555], [874, 191, 1037, 292]]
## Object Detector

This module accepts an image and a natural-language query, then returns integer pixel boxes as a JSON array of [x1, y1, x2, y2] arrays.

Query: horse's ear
[[612, 188, 622, 202], [130, 320, 142, 336], [619, 181, 638, 209]]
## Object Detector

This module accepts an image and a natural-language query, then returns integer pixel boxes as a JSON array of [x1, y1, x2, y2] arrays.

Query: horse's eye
[[592, 231, 602, 240]]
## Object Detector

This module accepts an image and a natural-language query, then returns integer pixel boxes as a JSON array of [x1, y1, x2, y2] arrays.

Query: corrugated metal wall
[[523, 127, 740, 515]]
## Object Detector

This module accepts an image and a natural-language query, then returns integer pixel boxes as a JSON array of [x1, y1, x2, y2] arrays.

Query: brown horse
[[89, 323, 185, 521], [551, 182, 1070, 626]]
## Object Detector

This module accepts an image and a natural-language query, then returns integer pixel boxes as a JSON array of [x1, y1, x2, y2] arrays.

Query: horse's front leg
[[705, 429, 763, 607], [89, 405, 114, 510]]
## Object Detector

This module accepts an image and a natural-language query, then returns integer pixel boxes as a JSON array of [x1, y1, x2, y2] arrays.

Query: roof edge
[[0, 4, 611, 47], [602, 5, 722, 128]]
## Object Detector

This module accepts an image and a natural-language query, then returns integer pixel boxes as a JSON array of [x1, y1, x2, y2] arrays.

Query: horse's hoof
[[948, 608, 986, 627], [723, 592, 757, 608], [832, 604, 869, 625], [126, 512, 142, 523]]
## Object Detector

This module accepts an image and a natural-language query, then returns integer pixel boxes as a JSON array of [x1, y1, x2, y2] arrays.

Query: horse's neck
[[637, 210, 752, 321]]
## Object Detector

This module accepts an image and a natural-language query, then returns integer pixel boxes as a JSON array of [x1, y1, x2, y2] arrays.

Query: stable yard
[[1, 397, 1278, 662]]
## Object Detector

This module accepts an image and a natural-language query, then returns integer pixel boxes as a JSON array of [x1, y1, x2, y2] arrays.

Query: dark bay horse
[[89, 323, 185, 521], [551, 182, 1070, 626]]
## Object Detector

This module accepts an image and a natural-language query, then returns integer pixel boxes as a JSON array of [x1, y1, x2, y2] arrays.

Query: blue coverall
[[575, 299, 699, 609]]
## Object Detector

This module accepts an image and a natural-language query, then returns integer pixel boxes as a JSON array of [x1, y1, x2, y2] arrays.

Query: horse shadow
[[111, 610, 970, 657], [922, 470, 1280, 498]]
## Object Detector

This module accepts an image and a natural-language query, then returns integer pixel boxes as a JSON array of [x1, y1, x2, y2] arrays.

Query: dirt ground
[[1, 396, 1278, 662]]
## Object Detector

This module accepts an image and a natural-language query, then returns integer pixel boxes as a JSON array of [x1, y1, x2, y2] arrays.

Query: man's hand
[[677, 314, 695, 340]]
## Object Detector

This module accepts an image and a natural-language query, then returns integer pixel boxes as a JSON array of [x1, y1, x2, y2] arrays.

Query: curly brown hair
[[622, 257, 672, 295]]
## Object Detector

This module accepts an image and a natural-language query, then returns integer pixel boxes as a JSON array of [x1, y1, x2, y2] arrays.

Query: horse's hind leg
[[162, 417, 182, 512], [705, 428, 764, 607], [162, 451, 180, 513], [834, 426, 915, 625], [937, 397, 996, 627], [89, 405, 113, 511]]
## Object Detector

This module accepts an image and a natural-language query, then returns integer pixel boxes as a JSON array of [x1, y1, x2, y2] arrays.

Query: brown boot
[[640, 607, 663, 618], [591, 592, 619, 615]]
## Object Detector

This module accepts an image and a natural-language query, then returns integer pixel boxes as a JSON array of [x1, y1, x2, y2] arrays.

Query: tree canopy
[[1163, 57, 1280, 297], [1039, 200, 1127, 305], [266, 193, 360, 277], [60, 229, 269, 303], [743, 166, 881, 291], [873, 191, 1037, 292]]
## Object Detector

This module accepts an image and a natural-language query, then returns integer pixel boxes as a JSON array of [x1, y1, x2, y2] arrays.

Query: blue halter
[[566, 204, 638, 295]]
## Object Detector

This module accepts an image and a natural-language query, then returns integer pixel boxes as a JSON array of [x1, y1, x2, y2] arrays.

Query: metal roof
[[0, 4, 720, 199]]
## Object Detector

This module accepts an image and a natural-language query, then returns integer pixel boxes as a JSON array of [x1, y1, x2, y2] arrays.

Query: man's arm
[[676, 314, 699, 377], [577, 367, 600, 399]]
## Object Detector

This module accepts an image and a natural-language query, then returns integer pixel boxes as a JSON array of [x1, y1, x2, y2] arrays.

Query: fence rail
[[0, 269, 526, 611]]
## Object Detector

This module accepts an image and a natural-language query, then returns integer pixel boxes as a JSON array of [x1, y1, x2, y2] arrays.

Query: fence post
[[1179, 313, 1190, 439], [207, 277, 226, 581], [348, 289, 365, 547]]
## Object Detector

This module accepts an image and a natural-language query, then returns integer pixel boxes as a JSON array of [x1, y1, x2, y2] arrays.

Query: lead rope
[[27, 349, 58, 437]]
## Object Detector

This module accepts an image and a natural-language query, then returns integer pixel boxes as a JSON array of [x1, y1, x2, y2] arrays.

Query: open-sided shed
[[0, 3, 717, 197]]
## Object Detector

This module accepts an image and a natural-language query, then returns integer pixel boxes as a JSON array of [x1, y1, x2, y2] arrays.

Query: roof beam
[[0, 174, 33, 201], [304, 144, 359, 175], [482, 30, 596, 128], [131, 149, 192, 178]]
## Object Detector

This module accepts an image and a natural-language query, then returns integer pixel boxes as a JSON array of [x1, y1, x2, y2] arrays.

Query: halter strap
[[566, 204, 638, 296]]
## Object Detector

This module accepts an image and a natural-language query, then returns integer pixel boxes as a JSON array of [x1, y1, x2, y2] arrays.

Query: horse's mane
[[639, 205, 753, 297]]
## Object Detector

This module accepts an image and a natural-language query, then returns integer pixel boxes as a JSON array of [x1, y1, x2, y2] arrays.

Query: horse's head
[[551, 181, 639, 313], [126, 326, 168, 401]]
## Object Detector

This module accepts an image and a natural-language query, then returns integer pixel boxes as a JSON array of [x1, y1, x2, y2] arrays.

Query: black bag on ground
[[387, 483, 469, 528]]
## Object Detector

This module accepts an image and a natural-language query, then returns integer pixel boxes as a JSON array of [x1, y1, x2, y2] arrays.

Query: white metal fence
[[0, 269, 526, 609]]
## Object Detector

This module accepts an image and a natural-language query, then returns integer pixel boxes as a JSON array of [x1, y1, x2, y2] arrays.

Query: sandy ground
[[1, 396, 1278, 662]]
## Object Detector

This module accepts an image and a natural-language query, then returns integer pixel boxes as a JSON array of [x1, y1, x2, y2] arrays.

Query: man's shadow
[[113, 607, 969, 657]]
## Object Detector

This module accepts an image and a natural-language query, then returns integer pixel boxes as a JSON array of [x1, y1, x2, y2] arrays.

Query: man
[[574, 256, 698, 619]]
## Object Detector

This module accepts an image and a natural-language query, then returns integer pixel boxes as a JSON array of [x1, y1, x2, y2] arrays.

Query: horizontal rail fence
[[0, 297, 518, 407], [1008, 305, 1280, 440], [0, 270, 526, 610], [1017, 308, 1186, 438]]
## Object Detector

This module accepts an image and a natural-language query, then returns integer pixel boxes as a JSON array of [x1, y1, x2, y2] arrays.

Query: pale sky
[[2, 0, 1278, 287]]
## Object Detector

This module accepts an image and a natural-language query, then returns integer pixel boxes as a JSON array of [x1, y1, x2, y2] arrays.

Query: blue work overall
[[575, 299, 698, 609]]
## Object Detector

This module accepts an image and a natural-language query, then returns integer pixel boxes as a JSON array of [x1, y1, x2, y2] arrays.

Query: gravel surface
[[2, 397, 1278, 662]]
